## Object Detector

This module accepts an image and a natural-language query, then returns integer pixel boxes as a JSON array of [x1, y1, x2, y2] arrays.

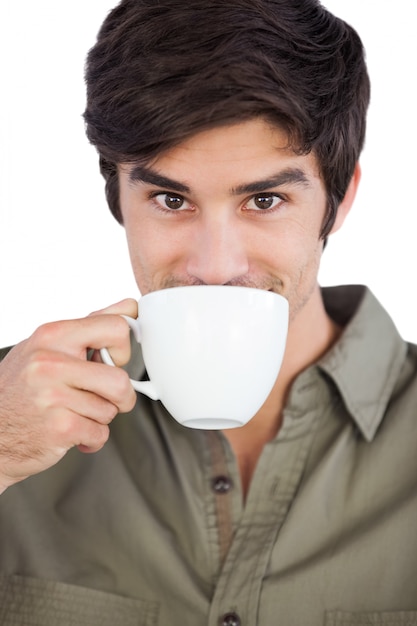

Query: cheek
[[122, 213, 155, 284], [258, 217, 322, 271], [123, 213, 186, 292]]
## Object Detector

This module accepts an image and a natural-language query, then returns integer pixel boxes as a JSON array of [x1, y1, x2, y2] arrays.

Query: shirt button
[[212, 475, 233, 494], [220, 612, 241, 626]]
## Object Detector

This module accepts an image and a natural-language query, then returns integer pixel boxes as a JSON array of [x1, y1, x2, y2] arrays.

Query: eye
[[152, 193, 190, 211], [246, 194, 283, 211]]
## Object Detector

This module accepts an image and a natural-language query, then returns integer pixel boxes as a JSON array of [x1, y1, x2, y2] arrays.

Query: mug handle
[[99, 315, 159, 401]]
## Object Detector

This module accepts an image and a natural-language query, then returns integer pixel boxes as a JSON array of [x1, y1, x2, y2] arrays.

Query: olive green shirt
[[0, 285, 416, 625]]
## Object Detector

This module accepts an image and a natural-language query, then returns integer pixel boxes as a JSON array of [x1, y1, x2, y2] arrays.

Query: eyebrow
[[128, 165, 311, 195], [232, 168, 310, 194], [129, 165, 191, 193]]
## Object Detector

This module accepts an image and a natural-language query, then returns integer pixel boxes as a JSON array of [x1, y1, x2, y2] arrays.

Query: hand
[[0, 299, 138, 493]]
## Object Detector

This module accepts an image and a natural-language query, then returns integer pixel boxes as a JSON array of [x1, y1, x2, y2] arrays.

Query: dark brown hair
[[84, 0, 370, 236]]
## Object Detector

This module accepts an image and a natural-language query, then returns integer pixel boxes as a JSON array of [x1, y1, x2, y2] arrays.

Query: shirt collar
[[318, 285, 407, 442]]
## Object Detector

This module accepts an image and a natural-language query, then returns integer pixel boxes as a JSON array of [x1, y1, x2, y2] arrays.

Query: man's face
[[118, 118, 331, 323]]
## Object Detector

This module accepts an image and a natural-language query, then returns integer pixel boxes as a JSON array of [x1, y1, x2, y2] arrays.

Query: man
[[0, 0, 416, 624]]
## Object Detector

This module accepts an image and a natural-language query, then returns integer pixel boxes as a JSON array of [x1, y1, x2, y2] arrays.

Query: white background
[[0, 1, 416, 346]]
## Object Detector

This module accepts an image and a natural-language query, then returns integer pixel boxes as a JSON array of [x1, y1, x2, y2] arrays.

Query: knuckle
[[101, 402, 119, 424], [26, 349, 63, 381], [112, 315, 131, 342], [82, 424, 110, 451], [95, 425, 110, 448], [31, 321, 64, 348], [101, 316, 132, 366], [53, 412, 80, 442], [119, 386, 137, 414], [124, 389, 138, 413], [54, 413, 109, 449], [112, 367, 132, 398], [36, 387, 65, 414], [107, 368, 136, 413]]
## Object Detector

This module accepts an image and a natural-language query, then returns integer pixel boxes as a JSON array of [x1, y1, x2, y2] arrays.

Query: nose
[[186, 214, 249, 285]]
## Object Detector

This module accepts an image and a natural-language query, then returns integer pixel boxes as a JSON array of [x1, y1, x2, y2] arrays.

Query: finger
[[30, 315, 133, 365], [30, 352, 137, 415], [77, 443, 104, 454], [49, 408, 111, 453], [68, 360, 137, 414], [46, 387, 118, 425]]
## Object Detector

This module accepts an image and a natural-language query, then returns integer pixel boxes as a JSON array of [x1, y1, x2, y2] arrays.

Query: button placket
[[208, 411, 320, 626]]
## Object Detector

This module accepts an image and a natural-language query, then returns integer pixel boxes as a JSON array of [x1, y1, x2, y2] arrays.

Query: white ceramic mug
[[100, 285, 288, 429]]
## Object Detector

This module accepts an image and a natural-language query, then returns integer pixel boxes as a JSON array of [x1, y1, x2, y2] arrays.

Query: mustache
[[159, 275, 284, 293]]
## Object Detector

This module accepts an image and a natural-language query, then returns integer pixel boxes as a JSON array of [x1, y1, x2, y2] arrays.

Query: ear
[[329, 163, 361, 234]]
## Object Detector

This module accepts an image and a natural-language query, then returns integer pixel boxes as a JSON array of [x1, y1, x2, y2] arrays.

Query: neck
[[222, 284, 341, 496], [277, 284, 342, 404]]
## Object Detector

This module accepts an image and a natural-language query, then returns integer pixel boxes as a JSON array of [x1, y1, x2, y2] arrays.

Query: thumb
[[88, 298, 138, 319]]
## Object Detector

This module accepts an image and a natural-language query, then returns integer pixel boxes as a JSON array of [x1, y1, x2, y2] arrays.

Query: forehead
[[154, 119, 301, 162], [121, 118, 322, 188]]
